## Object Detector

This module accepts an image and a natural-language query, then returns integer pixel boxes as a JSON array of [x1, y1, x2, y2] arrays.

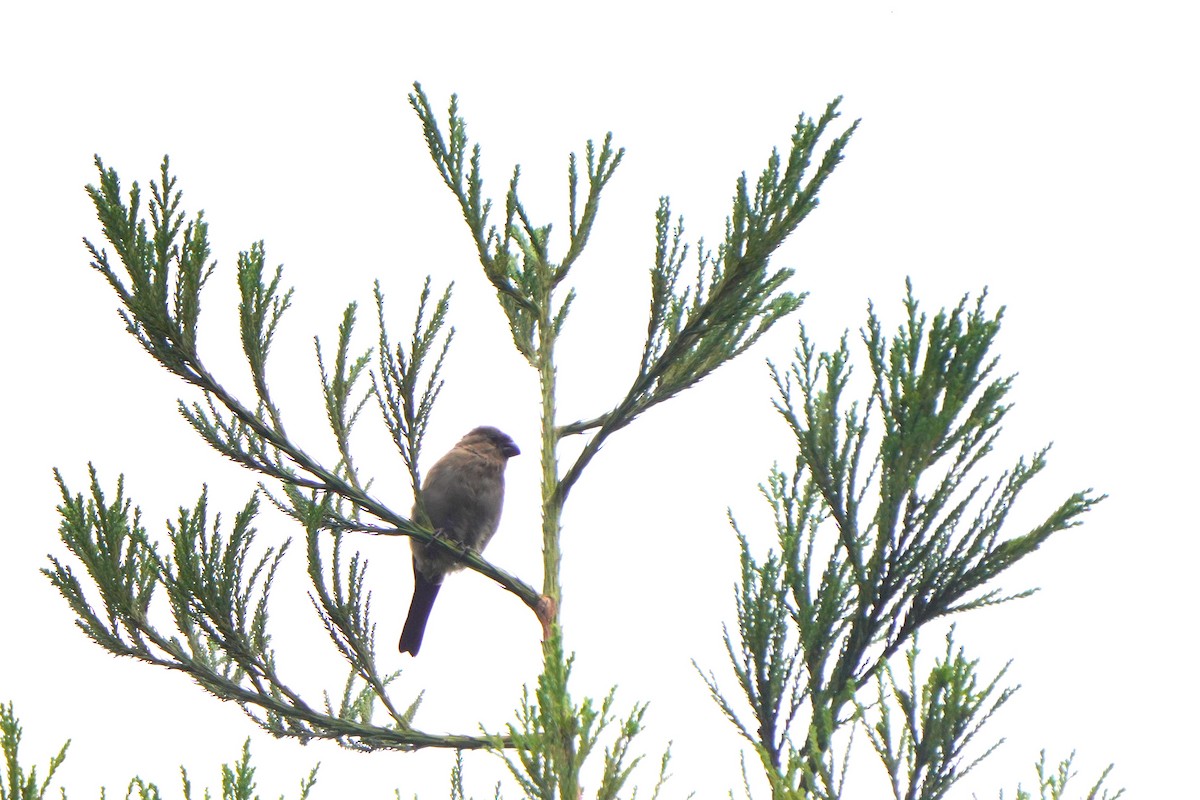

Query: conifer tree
[[12, 84, 1122, 798]]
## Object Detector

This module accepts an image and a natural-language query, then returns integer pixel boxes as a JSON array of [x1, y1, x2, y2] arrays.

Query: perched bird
[[399, 426, 520, 656]]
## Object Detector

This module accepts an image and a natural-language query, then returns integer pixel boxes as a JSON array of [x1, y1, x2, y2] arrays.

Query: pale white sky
[[1, 2, 1196, 798]]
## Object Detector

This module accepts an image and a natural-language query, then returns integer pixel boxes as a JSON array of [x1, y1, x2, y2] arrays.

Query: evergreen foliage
[[23, 83, 1123, 797], [697, 286, 1109, 798], [1, 704, 317, 800], [1, 702, 68, 800]]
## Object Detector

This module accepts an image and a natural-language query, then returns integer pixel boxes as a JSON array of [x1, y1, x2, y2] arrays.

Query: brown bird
[[398, 425, 520, 656]]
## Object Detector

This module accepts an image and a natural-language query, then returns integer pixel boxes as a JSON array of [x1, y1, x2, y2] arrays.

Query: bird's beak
[[502, 441, 520, 458]]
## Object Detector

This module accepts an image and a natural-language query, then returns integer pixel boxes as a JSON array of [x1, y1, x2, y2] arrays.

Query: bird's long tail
[[399, 569, 442, 656]]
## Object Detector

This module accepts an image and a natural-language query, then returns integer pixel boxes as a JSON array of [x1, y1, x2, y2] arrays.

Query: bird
[[398, 425, 520, 656]]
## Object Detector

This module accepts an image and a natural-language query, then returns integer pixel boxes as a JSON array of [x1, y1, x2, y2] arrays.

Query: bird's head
[[463, 426, 520, 459]]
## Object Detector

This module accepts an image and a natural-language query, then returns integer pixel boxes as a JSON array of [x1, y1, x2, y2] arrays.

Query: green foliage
[[1, 704, 315, 800], [638, 100, 855, 411], [42, 83, 1119, 799], [181, 739, 318, 800], [63, 152, 538, 750], [315, 300, 375, 499], [488, 635, 661, 800], [60, 75, 854, 758], [82, 156, 536, 608], [57, 81, 855, 784], [372, 278, 455, 515], [43, 467, 481, 750], [1, 701, 68, 800], [547, 96, 857, 503], [701, 285, 1108, 798], [84, 157, 215, 385], [860, 629, 1015, 800], [1000, 751, 1124, 800], [409, 81, 856, 616], [408, 87, 623, 366]]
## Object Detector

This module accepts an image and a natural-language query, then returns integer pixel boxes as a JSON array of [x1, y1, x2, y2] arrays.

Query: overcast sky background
[[1, 2, 1196, 798]]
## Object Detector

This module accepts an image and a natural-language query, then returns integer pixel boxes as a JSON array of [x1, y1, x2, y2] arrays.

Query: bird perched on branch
[[399, 425, 520, 656]]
